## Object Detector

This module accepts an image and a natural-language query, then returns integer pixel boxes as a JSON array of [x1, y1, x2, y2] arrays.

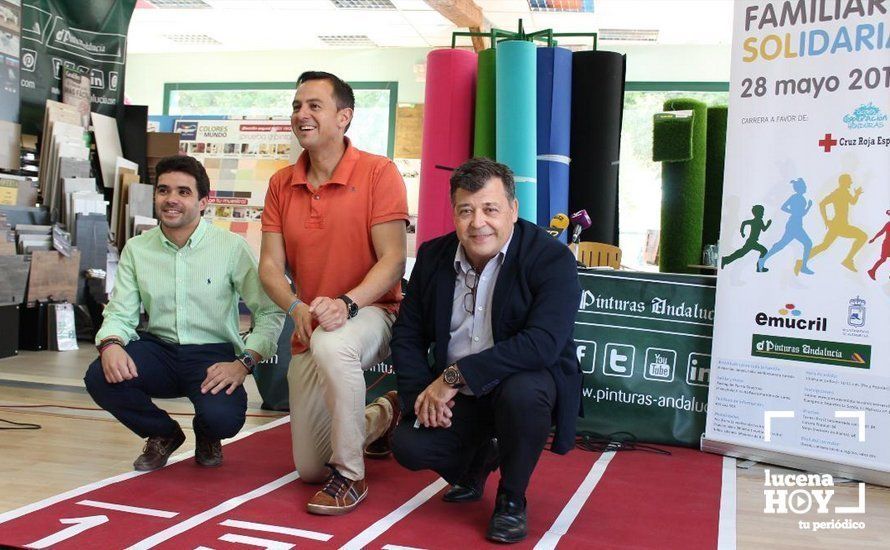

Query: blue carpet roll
[[536, 47, 572, 240]]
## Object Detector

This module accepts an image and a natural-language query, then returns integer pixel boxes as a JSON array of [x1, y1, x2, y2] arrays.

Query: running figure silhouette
[[759, 177, 814, 274]]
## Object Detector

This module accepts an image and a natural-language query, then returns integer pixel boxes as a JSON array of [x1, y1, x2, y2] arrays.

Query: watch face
[[444, 367, 458, 384]]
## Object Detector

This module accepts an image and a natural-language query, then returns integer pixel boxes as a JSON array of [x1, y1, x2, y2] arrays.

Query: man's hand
[[310, 296, 348, 332], [414, 377, 458, 428], [291, 302, 314, 345], [201, 360, 248, 395], [100, 344, 138, 383]]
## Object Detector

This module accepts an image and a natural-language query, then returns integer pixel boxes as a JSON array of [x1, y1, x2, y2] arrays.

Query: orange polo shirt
[[262, 138, 408, 354]]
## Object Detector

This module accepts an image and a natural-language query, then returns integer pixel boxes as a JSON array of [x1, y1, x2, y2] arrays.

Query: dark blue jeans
[[84, 333, 247, 440]]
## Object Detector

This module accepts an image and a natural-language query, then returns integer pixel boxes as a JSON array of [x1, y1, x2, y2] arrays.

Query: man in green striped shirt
[[85, 155, 284, 472]]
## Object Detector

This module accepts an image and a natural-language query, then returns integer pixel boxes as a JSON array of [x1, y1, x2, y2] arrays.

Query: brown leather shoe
[[133, 425, 185, 471], [306, 468, 368, 515], [194, 425, 222, 467], [364, 390, 400, 459]]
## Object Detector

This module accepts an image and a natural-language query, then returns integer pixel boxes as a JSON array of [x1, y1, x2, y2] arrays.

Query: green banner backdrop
[[257, 270, 716, 448], [20, 0, 136, 135]]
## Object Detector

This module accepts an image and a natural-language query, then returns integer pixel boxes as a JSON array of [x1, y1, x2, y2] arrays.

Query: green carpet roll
[[658, 98, 707, 274], [474, 48, 496, 159], [703, 105, 728, 248]]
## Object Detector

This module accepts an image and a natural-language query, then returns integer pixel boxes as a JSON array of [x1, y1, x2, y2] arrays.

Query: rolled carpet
[[569, 50, 626, 245], [415, 48, 477, 249], [536, 46, 573, 239], [496, 39, 537, 222], [473, 48, 496, 159], [703, 105, 728, 248], [658, 98, 708, 273]]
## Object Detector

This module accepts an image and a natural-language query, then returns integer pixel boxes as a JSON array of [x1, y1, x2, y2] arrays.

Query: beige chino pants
[[287, 305, 395, 482]]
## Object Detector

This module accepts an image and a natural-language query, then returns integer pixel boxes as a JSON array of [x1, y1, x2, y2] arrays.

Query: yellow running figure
[[795, 173, 867, 274]]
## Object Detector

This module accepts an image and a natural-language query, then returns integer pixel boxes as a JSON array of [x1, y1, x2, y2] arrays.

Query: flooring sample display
[[26, 249, 81, 304], [569, 50, 626, 245], [0, 255, 29, 305], [75, 213, 109, 302], [659, 98, 708, 274], [536, 46, 573, 235], [92, 112, 124, 189], [415, 48, 477, 248], [653, 111, 694, 162], [496, 40, 537, 222], [0, 120, 20, 171], [473, 47, 496, 159], [37, 101, 81, 196]]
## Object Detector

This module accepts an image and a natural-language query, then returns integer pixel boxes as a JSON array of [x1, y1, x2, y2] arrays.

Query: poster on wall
[[707, 0, 889, 482], [19, 0, 135, 135], [175, 119, 300, 257]]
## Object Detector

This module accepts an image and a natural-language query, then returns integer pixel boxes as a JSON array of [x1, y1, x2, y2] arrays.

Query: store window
[[619, 83, 729, 270], [164, 81, 398, 158]]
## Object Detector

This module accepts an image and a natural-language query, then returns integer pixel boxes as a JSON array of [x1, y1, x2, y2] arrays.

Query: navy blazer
[[391, 219, 582, 454]]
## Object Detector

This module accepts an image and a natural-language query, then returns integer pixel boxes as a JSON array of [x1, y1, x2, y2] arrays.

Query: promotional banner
[[0, 0, 21, 123], [574, 271, 715, 447], [20, 0, 136, 135], [174, 118, 299, 256], [708, 0, 889, 485]]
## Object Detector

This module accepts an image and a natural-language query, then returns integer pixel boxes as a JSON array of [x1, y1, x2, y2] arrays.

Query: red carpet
[[0, 419, 729, 549]]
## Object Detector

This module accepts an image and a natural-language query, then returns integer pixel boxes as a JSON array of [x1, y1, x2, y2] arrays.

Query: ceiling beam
[[425, 0, 487, 51]]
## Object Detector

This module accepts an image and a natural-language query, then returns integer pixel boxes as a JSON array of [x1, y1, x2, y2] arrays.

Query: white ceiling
[[127, 0, 735, 54]]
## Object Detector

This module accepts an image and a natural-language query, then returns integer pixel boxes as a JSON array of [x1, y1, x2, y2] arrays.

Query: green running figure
[[721, 205, 772, 272]]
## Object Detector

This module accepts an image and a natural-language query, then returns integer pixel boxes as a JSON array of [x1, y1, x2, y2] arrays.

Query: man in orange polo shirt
[[259, 71, 408, 515]]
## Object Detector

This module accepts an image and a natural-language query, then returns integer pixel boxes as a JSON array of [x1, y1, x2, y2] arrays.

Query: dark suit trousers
[[392, 369, 557, 500], [84, 333, 247, 440]]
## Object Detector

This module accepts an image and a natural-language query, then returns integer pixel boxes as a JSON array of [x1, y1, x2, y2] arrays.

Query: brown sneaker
[[133, 425, 185, 471], [194, 425, 222, 467], [306, 468, 368, 515], [364, 390, 400, 459]]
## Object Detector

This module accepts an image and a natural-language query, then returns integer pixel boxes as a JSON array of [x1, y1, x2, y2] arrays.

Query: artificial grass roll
[[659, 98, 707, 274], [703, 105, 728, 248]]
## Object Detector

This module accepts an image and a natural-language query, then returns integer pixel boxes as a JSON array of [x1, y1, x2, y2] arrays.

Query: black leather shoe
[[443, 438, 499, 503], [486, 492, 528, 544], [442, 482, 483, 502]]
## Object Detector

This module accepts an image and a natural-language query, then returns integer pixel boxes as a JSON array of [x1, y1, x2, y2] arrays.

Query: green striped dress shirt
[[96, 220, 284, 359]]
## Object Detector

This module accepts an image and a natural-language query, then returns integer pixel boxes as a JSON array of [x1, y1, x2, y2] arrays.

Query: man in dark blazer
[[390, 157, 582, 543]]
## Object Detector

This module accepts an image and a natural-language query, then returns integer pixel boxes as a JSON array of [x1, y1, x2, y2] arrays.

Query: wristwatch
[[237, 351, 258, 374], [338, 294, 359, 319], [443, 364, 465, 389]]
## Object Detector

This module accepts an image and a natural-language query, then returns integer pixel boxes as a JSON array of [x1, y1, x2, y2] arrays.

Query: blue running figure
[[758, 177, 814, 274]]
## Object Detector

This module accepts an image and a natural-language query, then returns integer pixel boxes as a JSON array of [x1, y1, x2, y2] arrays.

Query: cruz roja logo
[[754, 303, 827, 332]]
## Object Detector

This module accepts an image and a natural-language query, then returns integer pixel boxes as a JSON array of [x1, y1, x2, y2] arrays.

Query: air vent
[[528, 0, 594, 13], [163, 33, 221, 45], [318, 34, 377, 47], [598, 28, 659, 42], [330, 0, 396, 9], [146, 0, 211, 8]]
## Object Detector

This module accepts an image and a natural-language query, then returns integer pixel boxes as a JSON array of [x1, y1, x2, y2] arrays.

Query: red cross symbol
[[818, 133, 838, 152]]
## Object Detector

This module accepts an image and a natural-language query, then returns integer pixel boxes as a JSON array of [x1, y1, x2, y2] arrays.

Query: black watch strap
[[237, 351, 258, 374], [338, 294, 359, 319]]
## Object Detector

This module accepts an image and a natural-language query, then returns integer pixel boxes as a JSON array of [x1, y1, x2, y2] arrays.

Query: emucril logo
[[755, 303, 827, 332]]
